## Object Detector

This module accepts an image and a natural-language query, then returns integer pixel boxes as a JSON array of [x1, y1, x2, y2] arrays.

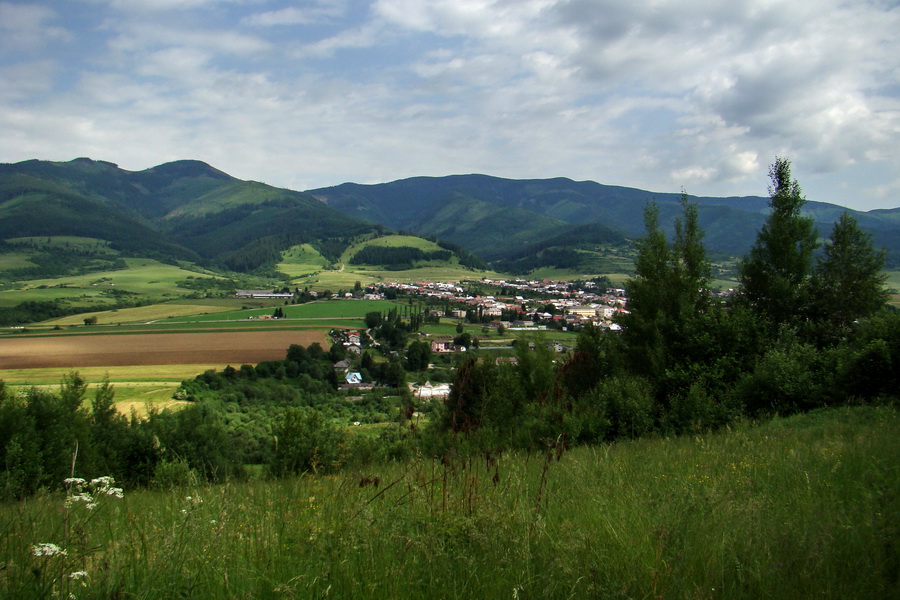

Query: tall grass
[[2, 406, 896, 599]]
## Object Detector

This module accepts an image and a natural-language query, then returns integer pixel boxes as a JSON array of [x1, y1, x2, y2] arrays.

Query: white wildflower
[[65, 492, 94, 507], [108, 487, 124, 498], [91, 476, 123, 498], [69, 570, 88, 580], [32, 543, 67, 557], [64, 478, 86, 486]]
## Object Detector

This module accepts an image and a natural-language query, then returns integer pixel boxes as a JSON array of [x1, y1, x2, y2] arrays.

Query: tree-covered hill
[[4, 158, 899, 276], [0, 158, 378, 272], [310, 174, 900, 266]]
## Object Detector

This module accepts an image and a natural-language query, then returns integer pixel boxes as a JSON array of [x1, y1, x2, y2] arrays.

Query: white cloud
[[0, 60, 58, 101], [100, 0, 246, 11], [107, 22, 270, 57], [0, 0, 898, 210], [0, 2, 71, 54], [244, 1, 347, 26], [292, 21, 383, 57]]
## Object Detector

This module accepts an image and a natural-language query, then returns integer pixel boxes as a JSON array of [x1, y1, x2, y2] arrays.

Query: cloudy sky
[[2, 0, 898, 210]]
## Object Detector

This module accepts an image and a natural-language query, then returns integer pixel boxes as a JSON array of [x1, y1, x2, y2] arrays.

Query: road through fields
[[0, 330, 328, 369]]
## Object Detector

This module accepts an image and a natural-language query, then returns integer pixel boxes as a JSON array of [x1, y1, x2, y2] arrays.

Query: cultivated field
[[0, 330, 327, 369]]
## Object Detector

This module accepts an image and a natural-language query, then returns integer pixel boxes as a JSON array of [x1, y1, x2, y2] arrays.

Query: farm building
[[235, 290, 294, 299]]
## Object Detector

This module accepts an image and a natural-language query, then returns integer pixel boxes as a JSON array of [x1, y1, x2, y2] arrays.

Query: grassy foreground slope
[[3, 405, 896, 599]]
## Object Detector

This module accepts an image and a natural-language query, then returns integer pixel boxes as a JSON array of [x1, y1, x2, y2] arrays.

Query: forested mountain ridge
[[0, 158, 377, 271], [310, 174, 900, 266], [2, 158, 899, 273]]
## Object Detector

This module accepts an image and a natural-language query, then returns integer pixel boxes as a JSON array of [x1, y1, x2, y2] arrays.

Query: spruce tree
[[737, 158, 819, 328], [620, 193, 712, 381], [808, 212, 888, 341]]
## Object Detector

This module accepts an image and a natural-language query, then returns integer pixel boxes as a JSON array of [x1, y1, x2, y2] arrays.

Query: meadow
[[1, 405, 895, 599], [0, 365, 214, 416], [0, 258, 214, 309], [164, 299, 405, 323]]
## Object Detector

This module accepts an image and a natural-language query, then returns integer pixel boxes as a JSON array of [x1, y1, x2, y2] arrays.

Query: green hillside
[[0, 158, 378, 273], [310, 174, 900, 267], [5, 157, 899, 284]]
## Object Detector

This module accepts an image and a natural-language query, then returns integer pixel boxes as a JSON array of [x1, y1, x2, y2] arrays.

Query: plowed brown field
[[0, 331, 328, 369]]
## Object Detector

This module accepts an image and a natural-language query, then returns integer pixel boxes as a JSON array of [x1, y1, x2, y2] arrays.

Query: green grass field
[[0, 364, 218, 417], [0, 364, 219, 385], [40, 303, 238, 326], [0, 252, 37, 271], [276, 243, 331, 278], [0, 258, 210, 309], [340, 234, 444, 264], [159, 299, 405, 323], [2, 405, 895, 599], [4, 381, 187, 415]]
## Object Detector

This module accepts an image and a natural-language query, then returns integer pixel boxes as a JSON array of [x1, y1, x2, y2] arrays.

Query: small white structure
[[409, 382, 451, 402]]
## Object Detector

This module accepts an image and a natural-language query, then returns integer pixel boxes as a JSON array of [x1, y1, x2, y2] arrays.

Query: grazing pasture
[[39, 303, 238, 327], [0, 258, 215, 309], [170, 299, 402, 323]]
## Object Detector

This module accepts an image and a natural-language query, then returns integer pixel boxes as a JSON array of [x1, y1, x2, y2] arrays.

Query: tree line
[[426, 158, 897, 450], [0, 340, 426, 500], [349, 245, 453, 269]]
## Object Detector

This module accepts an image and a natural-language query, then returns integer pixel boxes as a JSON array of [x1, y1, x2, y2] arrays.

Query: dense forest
[[1, 159, 897, 500], [349, 245, 453, 269]]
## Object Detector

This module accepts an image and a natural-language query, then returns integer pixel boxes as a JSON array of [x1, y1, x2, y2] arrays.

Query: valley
[[0, 157, 897, 599]]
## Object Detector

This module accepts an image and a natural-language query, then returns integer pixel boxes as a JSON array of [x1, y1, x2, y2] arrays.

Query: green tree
[[737, 158, 818, 327], [89, 376, 129, 479], [405, 340, 432, 371], [442, 358, 497, 433], [619, 194, 712, 380], [808, 212, 888, 342], [272, 408, 345, 475]]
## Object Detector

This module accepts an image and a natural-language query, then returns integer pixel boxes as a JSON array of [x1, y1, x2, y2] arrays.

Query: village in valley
[[239, 278, 638, 403]]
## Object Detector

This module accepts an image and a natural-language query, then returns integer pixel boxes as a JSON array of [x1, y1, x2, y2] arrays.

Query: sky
[[1, 0, 899, 211]]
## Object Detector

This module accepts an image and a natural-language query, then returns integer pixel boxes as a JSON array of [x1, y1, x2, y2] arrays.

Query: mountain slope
[[310, 175, 900, 265], [0, 160, 199, 262], [3, 159, 898, 276], [0, 158, 378, 272]]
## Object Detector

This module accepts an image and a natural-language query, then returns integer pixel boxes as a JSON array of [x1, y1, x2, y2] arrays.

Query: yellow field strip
[[0, 364, 220, 385]]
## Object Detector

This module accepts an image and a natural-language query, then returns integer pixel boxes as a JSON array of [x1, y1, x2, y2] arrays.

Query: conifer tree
[[737, 158, 818, 327], [808, 212, 888, 341], [620, 193, 712, 379]]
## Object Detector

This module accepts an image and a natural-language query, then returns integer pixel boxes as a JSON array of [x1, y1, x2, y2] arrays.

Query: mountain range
[[2, 158, 898, 275]]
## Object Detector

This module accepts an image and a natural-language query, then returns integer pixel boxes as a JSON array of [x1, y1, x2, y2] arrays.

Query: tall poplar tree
[[737, 158, 819, 327]]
